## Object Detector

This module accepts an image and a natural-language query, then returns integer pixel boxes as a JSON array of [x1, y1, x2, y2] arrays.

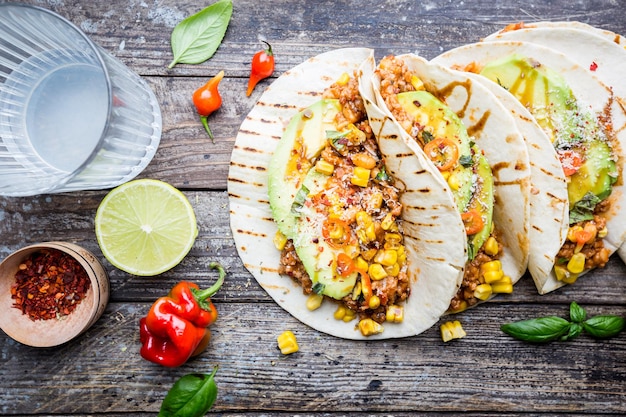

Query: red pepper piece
[[139, 262, 225, 367], [193, 71, 225, 143], [246, 41, 275, 97]]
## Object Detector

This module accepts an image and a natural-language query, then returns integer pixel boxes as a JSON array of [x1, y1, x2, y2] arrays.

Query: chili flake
[[10, 249, 91, 321]]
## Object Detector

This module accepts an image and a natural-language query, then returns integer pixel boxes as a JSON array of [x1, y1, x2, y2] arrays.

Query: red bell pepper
[[139, 262, 225, 367]]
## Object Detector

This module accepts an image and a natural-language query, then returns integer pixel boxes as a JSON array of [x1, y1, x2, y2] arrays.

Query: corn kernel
[[473, 284, 493, 301], [480, 260, 502, 274], [381, 213, 394, 230], [334, 305, 347, 320], [567, 253, 586, 274], [277, 331, 299, 355], [440, 170, 451, 181], [491, 276, 513, 293], [484, 236, 499, 256], [369, 192, 383, 210], [561, 271, 579, 284], [368, 295, 381, 309], [306, 293, 324, 311], [369, 263, 388, 280], [358, 318, 384, 336], [410, 75, 424, 91], [447, 172, 461, 190], [314, 160, 334, 176], [329, 224, 344, 240], [386, 305, 404, 323], [343, 308, 356, 322], [375, 249, 398, 267], [336, 72, 350, 86], [365, 223, 377, 242], [351, 166, 371, 187], [554, 264, 568, 282], [598, 227, 608, 238], [440, 320, 467, 342], [361, 248, 378, 262], [354, 256, 368, 272], [483, 269, 504, 284], [273, 231, 288, 251], [356, 211, 372, 227], [384, 263, 400, 277]]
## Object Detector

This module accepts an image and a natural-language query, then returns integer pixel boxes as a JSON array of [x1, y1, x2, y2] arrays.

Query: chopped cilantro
[[422, 130, 434, 144], [459, 154, 473, 168], [326, 130, 348, 152], [291, 185, 309, 216], [375, 166, 390, 181], [312, 282, 325, 295], [569, 192, 601, 224]]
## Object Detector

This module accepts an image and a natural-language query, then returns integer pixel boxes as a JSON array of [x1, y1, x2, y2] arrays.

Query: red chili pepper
[[139, 262, 225, 367], [246, 41, 275, 97], [192, 71, 224, 143]]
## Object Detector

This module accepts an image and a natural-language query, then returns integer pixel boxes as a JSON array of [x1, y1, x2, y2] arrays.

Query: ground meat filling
[[279, 72, 409, 323]]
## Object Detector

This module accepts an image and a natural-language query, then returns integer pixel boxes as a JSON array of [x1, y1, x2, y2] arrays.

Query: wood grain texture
[[0, 0, 625, 416]]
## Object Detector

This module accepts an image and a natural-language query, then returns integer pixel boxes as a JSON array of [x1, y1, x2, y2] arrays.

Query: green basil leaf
[[501, 316, 571, 343], [569, 301, 587, 323], [561, 323, 583, 341], [159, 367, 218, 417], [312, 282, 325, 295], [168, 0, 233, 68], [583, 315, 625, 339]]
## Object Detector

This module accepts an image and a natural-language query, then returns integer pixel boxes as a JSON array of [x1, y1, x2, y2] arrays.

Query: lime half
[[95, 179, 198, 276]]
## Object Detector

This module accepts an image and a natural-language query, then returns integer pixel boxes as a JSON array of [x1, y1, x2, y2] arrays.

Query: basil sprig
[[501, 302, 624, 343], [168, 0, 233, 68], [159, 366, 218, 417]]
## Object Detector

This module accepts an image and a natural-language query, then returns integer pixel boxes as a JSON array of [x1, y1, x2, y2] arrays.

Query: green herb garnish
[[159, 366, 218, 417], [501, 302, 624, 343], [569, 192, 602, 224], [168, 0, 233, 68]]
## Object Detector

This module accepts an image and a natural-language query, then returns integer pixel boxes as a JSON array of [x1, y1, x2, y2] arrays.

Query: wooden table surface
[[1, 0, 625, 415]]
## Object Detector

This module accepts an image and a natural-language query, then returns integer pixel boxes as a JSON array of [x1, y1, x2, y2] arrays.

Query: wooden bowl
[[0, 242, 109, 347]]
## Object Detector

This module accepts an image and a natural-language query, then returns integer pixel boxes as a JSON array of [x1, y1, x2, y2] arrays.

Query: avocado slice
[[397, 91, 474, 213], [268, 99, 341, 237], [479, 54, 616, 212], [568, 140, 616, 209], [268, 98, 357, 300], [396, 90, 493, 259]]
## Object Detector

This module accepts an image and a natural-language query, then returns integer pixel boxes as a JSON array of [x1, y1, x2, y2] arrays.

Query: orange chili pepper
[[461, 209, 484, 235], [558, 149, 584, 176], [336, 252, 356, 277], [322, 217, 351, 248], [192, 70, 224, 143], [246, 41, 274, 97], [423, 137, 459, 171]]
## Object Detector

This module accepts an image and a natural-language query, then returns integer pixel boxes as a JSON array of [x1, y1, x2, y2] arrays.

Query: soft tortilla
[[367, 54, 531, 302], [228, 48, 465, 340], [434, 40, 626, 293]]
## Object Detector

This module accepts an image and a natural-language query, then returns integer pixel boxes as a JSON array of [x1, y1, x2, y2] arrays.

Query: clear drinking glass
[[0, 4, 162, 196]]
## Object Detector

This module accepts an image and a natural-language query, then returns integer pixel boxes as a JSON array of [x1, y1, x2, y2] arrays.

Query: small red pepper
[[139, 262, 225, 367], [246, 40, 275, 97], [193, 71, 224, 143]]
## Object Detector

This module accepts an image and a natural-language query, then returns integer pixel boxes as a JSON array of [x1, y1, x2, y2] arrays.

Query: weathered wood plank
[[0, 302, 624, 415]]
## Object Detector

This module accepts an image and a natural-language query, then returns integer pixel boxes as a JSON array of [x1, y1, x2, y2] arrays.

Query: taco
[[483, 22, 626, 268], [228, 48, 466, 340], [434, 41, 626, 293], [365, 54, 531, 312]]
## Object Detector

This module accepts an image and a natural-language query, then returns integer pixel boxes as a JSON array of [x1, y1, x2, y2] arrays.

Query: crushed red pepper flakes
[[10, 249, 91, 321]]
